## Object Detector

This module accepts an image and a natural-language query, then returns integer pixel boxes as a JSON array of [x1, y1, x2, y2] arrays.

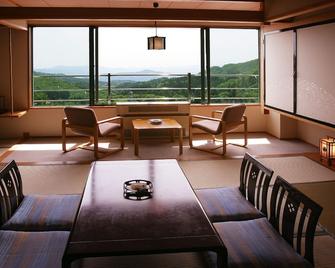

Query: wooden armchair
[[189, 104, 247, 155], [62, 107, 124, 159]]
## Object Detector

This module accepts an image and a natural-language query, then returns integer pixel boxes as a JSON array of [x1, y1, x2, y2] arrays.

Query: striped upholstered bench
[[196, 153, 274, 222], [0, 230, 69, 268], [215, 176, 322, 267], [0, 160, 81, 231]]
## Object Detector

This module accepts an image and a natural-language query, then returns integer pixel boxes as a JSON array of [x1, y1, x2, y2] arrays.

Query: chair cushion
[[98, 122, 120, 136], [192, 120, 221, 135], [2, 194, 81, 231], [0, 230, 69, 268], [196, 187, 264, 222], [214, 218, 312, 268]]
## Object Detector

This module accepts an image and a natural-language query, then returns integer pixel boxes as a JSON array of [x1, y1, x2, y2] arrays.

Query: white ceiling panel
[[198, 2, 261, 11], [139, 1, 172, 9], [11, 0, 49, 7], [108, 1, 141, 8], [0, 0, 17, 7], [45, 0, 110, 7], [168, 2, 203, 9]]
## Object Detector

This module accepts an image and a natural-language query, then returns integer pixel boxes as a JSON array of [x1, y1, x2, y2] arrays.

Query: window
[[32, 27, 89, 106], [97, 27, 200, 105], [209, 29, 259, 103], [31, 27, 259, 106]]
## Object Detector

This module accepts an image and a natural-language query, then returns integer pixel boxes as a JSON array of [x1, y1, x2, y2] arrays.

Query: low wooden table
[[132, 118, 183, 156], [62, 160, 227, 267]]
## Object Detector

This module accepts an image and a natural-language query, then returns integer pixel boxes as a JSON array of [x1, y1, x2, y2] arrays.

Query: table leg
[[62, 256, 73, 268], [170, 129, 174, 142], [134, 129, 139, 156], [216, 247, 228, 268], [179, 128, 183, 155]]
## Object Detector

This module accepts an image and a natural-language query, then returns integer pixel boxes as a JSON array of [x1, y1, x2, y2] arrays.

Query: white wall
[[297, 121, 335, 146], [0, 104, 267, 138]]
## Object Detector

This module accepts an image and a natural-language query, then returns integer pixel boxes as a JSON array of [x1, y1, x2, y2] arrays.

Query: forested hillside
[[33, 59, 259, 105]]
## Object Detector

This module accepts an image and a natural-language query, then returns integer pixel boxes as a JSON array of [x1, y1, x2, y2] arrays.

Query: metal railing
[[32, 72, 259, 106]]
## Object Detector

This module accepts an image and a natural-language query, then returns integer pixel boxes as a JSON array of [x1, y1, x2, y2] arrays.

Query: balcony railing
[[32, 73, 259, 106]]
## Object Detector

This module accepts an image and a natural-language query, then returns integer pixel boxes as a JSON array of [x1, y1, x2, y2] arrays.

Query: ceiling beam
[[200, 0, 263, 2], [265, 0, 335, 22], [0, 19, 27, 30], [0, 7, 263, 22]]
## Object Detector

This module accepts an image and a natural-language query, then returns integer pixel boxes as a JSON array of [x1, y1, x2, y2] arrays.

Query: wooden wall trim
[[265, 106, 335, 132], [0, 7, 263, 22], [0, 19, 27, 30]]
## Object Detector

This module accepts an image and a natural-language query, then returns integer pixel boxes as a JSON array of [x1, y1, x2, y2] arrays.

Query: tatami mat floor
[[0, 133, 334, 268]]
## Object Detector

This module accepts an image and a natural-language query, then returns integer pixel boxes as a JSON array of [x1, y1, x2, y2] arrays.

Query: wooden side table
[[132, 118, 183, 156]]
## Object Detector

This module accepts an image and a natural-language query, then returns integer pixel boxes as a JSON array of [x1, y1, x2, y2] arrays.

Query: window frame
[[30, 26, 260, 108]]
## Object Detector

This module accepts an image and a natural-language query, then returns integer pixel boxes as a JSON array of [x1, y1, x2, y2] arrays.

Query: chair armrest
[[242, 115, 247, 122], [212, 110, 224, 118], [190, 115, 222, 122], [62, 117, 69, 126], [97, 116, 123, 125]]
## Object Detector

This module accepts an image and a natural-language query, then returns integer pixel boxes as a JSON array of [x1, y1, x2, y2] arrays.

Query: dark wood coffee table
[[62, 160, 227, 267]]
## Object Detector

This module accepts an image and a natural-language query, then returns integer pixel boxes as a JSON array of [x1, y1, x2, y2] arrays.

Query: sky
[[33, 27, 258, 74]]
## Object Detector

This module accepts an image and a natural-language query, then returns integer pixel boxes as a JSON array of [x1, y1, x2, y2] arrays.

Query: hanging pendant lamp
[[147, 2, 166, 50], [148, 21, 166, 50]]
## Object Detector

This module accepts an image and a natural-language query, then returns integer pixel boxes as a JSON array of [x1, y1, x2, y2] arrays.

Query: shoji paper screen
[[265, 30, 294, 113], [297, 22, 335, 125]]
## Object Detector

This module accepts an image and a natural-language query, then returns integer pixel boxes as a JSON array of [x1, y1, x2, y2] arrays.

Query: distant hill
[[35, 66, 90, 75], [114, 58, 259, 89], [33, 72, 90, 90], [210, 59, 259, 75]]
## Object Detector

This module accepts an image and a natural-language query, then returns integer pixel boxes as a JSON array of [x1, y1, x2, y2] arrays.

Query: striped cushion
[[196, 187, 264, 222], [2, 194, 81, 231], [0, 230, 69, 268], [214, 218, 312, 268]]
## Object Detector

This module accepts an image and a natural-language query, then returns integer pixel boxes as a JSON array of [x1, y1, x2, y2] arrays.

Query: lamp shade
[[148, 36, 166, 50], [320, 136, 335, 166]]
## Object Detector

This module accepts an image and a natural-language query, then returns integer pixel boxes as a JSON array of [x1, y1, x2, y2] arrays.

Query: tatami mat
[[314, 235, 335, 268], [259, 156, 335, 184], [8, 159, 334, 268], [296, 182, 335, 235], [0, 148, 7, 156], [17, 156, 335, 234], [1, 133, 318, 163], [2, 134, 333, 268], [180, 159, 242, 188], [19, 164, 90, 195], [180, 156, 335, 189]]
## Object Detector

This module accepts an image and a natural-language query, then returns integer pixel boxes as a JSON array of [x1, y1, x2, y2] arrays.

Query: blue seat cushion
[[214, 218, 312, 268], [2, 194, 81, 231], [195, 187, 264, 222], [0, 230, 69, 268]]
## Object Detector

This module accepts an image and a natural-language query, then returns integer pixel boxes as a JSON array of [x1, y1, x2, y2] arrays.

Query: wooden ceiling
[[0, 0, 263, 11], [0, 0, 264, 28]]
